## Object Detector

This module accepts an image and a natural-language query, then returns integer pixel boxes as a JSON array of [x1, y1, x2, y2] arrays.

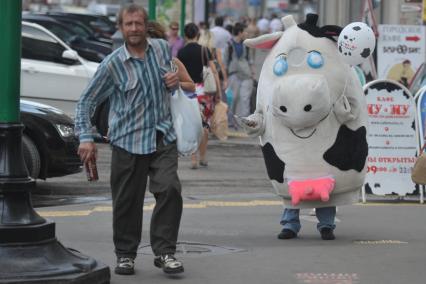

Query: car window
[[44, 22, 75, 43], [90, 20, 111, 31], [68, 23, 91, 38], [21, 25, 66, 64], [50, 16, 94, 36], [97, 16, 116, 29]]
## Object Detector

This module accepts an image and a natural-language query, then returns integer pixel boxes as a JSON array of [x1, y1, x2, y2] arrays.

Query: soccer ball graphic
[[338, 22, 376, 66]]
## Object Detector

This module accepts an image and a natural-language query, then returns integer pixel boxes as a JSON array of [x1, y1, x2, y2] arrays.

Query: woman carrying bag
[[178, 23, 221, 169]]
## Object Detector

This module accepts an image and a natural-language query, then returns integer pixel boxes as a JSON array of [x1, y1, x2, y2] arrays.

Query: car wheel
[[22, 134, 41, 179]]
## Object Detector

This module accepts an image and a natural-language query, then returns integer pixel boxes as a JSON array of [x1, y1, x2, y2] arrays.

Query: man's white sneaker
[[154, 254, 184, 274], [114, 257, 135, 275]]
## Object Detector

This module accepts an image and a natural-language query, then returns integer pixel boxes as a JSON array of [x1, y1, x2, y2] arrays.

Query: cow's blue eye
[[273, 57, 288, 76], [307, 51, 324, 69]]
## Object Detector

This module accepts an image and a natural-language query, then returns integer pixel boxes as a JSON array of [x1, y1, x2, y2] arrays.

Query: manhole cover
[[138, 241, 246, 256]]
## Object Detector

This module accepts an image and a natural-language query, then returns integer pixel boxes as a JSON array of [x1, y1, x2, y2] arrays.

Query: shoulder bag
[[201, 46, 217, 94]]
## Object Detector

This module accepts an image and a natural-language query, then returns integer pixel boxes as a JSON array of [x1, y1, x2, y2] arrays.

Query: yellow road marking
[[183, 203, 207, 209], [92, 206, 112, 212], [197, 200, 282, 207], [354, 240, 408, 245], [39, 210, 92, 217], [36, 199, 425, 217], [355, 202, 424, 206]]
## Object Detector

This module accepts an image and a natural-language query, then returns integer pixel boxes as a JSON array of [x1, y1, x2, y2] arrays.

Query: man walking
[[224, 23, 254, 120], [75, 4, 184, 276], [210, 16, 232, 54]]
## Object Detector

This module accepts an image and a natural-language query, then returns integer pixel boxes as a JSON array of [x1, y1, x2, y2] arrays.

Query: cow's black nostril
[[280, 106, 287, 113], [304, 104, 312, 112]]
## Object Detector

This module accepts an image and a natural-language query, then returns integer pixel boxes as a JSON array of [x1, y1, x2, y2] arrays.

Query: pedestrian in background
[[225, 24, 233, 36], [198, 21, 208, 31], [270, 13, 283, 32], [224, 23, 254, 124], [75, 4, 184, 276], [167, 21, 184, 57], [257, 16, 270, 34], [147, 21, 195, 93], [178, 23, 221, 169], [245, 17, 260, 63], [210, 16, 232, 56], [198, 21, 214, 46], [199, 22, 228, 90]]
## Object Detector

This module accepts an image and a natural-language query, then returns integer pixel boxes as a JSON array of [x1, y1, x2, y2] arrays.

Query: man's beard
[[126, 33, 146, 47]]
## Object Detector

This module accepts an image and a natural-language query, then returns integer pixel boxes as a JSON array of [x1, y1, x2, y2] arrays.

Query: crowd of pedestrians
[[165, 14, 286, 165]]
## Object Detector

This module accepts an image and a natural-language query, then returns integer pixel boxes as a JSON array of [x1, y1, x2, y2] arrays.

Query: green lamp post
[[0, 1, 110, 283], [0, 1, 20, 123], [149, 0, 156, 20], [180, 0, 186, 37]]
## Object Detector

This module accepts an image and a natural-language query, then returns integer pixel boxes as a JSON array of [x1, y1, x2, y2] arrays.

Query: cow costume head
[[240, 14, 372, 208]]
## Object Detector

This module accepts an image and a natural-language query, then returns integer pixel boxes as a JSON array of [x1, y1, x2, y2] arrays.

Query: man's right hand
[[77, 142, 97, 164]]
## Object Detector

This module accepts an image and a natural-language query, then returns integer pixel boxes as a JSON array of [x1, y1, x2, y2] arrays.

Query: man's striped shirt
[[75, 38, 176, 154]]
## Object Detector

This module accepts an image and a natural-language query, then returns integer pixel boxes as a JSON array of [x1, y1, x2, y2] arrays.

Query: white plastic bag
[[170, 88, 203, 156]]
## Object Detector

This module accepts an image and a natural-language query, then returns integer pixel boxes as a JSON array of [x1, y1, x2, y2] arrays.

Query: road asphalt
[[29, 134, 426, 284]]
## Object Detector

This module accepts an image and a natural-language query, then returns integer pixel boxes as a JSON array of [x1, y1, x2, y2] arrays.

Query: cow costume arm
[[234, 108, 266, 137]]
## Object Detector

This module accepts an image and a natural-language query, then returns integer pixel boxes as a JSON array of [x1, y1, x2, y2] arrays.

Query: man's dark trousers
[[110, 135, 183, 259]]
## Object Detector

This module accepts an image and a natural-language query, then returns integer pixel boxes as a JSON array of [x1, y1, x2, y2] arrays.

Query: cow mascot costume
[[238, 14, 375, 240]]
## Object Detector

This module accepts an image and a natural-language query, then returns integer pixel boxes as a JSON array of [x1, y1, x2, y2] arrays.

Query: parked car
[[21, 21, 99, 116], [46, 12, 116, 40], [41, 14, 113, 46], [20, 99, 82, 179], [22, 14, 111, 62]]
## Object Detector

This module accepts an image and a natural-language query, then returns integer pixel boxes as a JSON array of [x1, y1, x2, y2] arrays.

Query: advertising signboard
[[400, 0, 423, 25], [377, 25, 426, 88], [364, 80, 419, 196]]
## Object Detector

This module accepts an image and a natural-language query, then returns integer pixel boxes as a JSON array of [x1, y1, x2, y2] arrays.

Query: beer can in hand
[[85, 159, 99, 181]]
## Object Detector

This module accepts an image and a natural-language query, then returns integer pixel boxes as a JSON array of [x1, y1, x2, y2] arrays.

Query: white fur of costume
[[239, 15, 369, 209]]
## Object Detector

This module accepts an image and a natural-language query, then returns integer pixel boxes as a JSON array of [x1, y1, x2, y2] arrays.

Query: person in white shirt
[[210, 16, 232, 52], [257, 17, 270, 34], [269, 14, 283, 32]]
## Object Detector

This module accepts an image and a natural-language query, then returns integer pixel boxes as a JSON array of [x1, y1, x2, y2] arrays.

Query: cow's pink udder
[[288, 177, 335, 205]]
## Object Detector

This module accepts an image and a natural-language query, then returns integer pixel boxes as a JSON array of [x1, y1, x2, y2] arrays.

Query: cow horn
[[281, 15, 296, 29], [305, 14, 318, 26]]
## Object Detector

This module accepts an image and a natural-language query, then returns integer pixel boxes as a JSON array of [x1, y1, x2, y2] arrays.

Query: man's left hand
[[164, 72, 179, 90]]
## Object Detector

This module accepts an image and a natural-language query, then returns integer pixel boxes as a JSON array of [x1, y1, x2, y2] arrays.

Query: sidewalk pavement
[[32, 131, 425, 205]]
